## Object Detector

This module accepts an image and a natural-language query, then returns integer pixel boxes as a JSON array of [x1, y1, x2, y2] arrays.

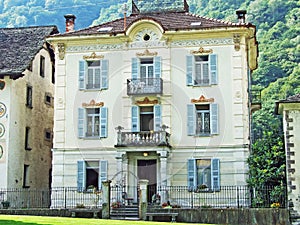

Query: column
[[139, 179, 148, 220], [101, 180, 111, 219]]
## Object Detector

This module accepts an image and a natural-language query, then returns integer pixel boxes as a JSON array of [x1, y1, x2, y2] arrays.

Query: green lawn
[[0, 215, 214, 225]]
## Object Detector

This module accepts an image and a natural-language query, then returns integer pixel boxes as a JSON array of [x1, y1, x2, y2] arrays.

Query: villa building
[[47, 0, 258, 206]]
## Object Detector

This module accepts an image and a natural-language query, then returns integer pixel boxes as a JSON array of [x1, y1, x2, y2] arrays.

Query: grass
[[0, 215, 215, 225]]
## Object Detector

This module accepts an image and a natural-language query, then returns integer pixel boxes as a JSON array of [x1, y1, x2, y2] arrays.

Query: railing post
[[115, 126, 124, 146], [139, 179, 148, 220], [102, 180, 112, 219]]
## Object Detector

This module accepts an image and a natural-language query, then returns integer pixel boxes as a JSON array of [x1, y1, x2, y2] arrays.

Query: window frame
[[23, 164, 30, 188], [40, 55, 45, 78], [26, 85, 33, 108], [25, 127, 32, 150], [79, 59, 108, 90], [186, 54, 217, 86]]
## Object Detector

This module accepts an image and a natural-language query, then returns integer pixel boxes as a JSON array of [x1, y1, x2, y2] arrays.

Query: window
[[187, 103, 218, 136], [79, 59, 108, 90], [132, 56, 161, 82], [188, 158, 220, 191], [45, 129, 52, 141], [77, 160, 108, 191], [131, 105, 161, 132], [45, 93, 53, 106], [78, 107, 108, 138], [23, 164, 30, 188], [40, 56, 45, 77], [26, 85, 32, 108], [186, 54, 217, 86], [52, 64, 55, 84], [25, 127, 31, 150]]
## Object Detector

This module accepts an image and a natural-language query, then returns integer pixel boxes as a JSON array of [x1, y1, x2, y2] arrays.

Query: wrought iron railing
[[115, 130, 170, 147], [148, 185, 287, 209], [127, 78, 163, 95], [250, 89, 262, 105]]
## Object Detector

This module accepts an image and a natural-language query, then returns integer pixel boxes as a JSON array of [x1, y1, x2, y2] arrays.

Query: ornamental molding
[[136, 49, 158, 57], [0, 123, 4, 138], [171, 38, 233, 47], [57, 43, 65, 60], [191, 95, 214, 103], [67, 44, 124, 52], [135, 97, 158, 105], [82, 99, 104, 108], [233, 34, 241, 51], [190, 47, 213, 55], [0, 103, 6, 118], [83, 52, 104, 60]]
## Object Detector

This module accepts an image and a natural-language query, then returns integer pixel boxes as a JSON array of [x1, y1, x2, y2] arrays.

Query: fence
[[149, 185, 287, 209], [0, 185, 286, 209]]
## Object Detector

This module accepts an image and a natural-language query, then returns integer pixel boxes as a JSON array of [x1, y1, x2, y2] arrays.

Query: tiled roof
[[55, 11, 253, 37], [0, 26, 58, 79], [281, 94, 300, 103]]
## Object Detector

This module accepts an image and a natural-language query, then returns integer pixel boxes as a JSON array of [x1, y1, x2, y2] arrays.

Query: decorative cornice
[[136, 49, 158, 57], [57, 43, 65, 60], [191, 95, 214, 103], [233, 34, 241, 51], [83, 52, 104, 60], [67, 44, 124, 52], [82, 99, 104, 108], [191, 47, 213, 55], [171, 38, 233, 47], [136, 97, 158, 105]]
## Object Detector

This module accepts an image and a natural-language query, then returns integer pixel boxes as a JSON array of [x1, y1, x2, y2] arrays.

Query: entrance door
[[137, 159, 157, 203]]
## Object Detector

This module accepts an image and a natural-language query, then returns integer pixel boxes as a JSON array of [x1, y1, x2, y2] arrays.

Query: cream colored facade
[[48, 10, 258, 204], [276, 97, 300, 215], [0, 46, 54, 189]]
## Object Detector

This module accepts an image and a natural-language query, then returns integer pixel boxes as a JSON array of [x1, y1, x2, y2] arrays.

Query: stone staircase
[[290, 209, 300, 225], [110, 205, 139, 220]]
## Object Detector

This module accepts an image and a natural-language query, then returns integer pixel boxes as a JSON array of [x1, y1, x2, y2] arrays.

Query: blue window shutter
[[210, 103, 219, 134], [210, 54, 218, 85], [187, 159, 197, 190], [211, 158, 220, 191], [186, 55, 193, 86], [78, 108, 85, 138], [154, 105, 161, 131], [187, 104, 196, 136], [131, 106, 140, 132], [79, 60, 86, 90], [77, 161, 86, 192], [154, 56, 161, 78], [132, 58, 139, 79], [99, 160, 108, 190], [101, 60, 108, 89], [100, 107, 108, 138]]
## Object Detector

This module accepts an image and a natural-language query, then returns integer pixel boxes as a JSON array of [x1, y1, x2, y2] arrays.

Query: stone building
[[0, 26, 58, 190]]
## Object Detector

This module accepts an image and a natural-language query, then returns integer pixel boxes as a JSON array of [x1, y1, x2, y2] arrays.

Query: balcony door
[[138, 159, 157, 202]]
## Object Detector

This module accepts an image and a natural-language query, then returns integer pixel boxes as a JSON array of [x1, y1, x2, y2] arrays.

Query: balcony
[[115, 126, 170, 147], [250, 89, 262, 113], [127, 78, 163, 95]]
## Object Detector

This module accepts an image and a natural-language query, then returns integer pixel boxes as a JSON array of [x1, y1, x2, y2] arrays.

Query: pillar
[[101, 180, 111, 219], [139, 179, 148, 220]]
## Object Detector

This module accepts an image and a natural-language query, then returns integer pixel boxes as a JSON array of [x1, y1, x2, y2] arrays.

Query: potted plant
[[111, 201, 121, 208], [1, 201, 10, 209]]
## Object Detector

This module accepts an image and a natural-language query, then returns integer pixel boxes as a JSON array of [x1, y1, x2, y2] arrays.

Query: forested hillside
[[0, 0, 299, 189]]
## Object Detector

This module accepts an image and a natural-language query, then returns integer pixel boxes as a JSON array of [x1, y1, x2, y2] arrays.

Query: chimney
[[236, 10, 247, 23], [64, 14, 76, 32]]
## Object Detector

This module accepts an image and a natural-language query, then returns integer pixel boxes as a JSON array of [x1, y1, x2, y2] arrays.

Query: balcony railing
[[115, 126, 170, 147], [250, 89, 262, 113], [127, 78, 163, 95]]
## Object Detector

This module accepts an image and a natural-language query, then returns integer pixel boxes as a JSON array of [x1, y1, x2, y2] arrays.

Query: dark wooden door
[[138, 159, 157, 202]]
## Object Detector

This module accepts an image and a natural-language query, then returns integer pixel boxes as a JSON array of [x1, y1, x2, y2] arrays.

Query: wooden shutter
[[131, 106, 140, 132], [187, 104, 196, 136], [187, 159, 197, 191], [79, 60, 86, 89], [100, 107, 108, 138], [186, 55, 194, 86], [210, 54, 218, 85], [99, 160, 108, 190], [211, 158, 220, 191], [210, 103, 219, 134], [77, 161, 86, 191], [132, 58, 139, 79], [78, 108, 85, 138], [154, 105, 161, 131], [154, 56, 161, 78], [101, 59, 108, 89]]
